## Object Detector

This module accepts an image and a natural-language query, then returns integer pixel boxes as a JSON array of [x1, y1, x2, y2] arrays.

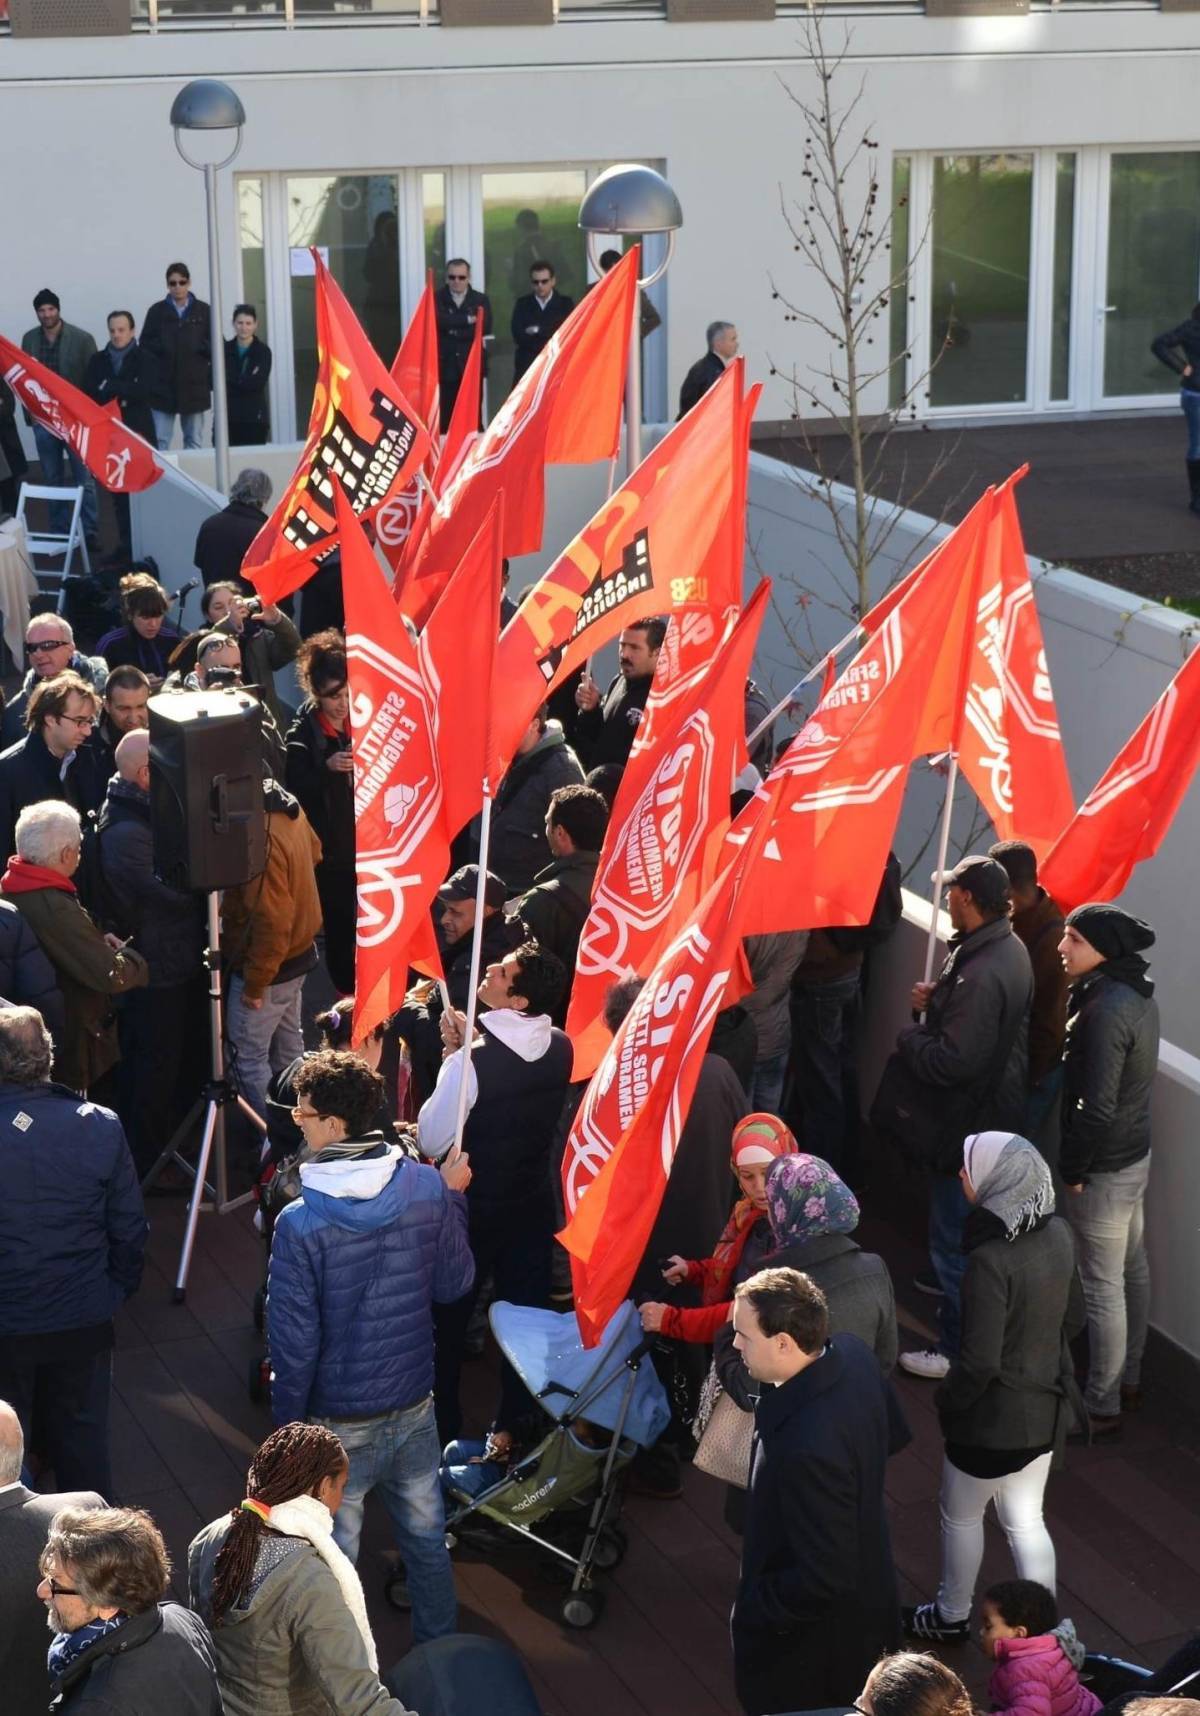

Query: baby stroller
[[440, 1300, 670, 1631]]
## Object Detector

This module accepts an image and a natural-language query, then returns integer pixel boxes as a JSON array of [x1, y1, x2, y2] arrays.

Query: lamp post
[[170, 78, 245, 496], [579, 164, 682, 476]]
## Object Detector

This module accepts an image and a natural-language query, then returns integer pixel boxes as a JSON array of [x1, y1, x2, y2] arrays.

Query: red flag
[[565, 584, 769, 1082], [396, 249, 637, 628], [740, 490, 1000, 934], [390, 271, 440, 436], [1039, 642, 1200, 911], [493, 362, 756, 773], [244, 253, 431, 605], [1, 334, 162, 494], [379, 308, 484, 586], [559, 775, 783, 1347]]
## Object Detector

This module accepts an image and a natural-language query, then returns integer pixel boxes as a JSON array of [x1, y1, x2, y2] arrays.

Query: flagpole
[[449, 786, 493, 1158], [922, 753, 960, 987], [746, 619, 862, 751]]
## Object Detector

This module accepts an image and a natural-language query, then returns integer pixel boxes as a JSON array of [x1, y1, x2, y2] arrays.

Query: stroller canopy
[[490, 1301, 670, 1450]]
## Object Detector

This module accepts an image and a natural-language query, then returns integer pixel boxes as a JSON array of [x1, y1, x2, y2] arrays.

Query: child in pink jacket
[[981, 1580, 1102, 1716]]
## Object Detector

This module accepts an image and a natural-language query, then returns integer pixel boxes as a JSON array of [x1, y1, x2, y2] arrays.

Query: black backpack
[[826, 850, 903, 954]]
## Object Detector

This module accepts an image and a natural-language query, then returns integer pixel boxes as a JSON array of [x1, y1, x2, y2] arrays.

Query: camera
[[204, 666, 242, 690]]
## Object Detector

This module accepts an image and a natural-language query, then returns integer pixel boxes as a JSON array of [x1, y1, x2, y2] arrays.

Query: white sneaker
[[899, 1349, 951, 1380]]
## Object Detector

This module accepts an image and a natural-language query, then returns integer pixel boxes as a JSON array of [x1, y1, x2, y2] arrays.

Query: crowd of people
[[0, 424, 1175, 1716]]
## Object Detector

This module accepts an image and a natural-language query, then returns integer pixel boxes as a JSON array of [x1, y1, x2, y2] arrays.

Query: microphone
[[171, 577, 201, 601]]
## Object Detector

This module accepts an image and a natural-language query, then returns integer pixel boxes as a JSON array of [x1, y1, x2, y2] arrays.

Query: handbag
[[692, 1363, 754, 1489]]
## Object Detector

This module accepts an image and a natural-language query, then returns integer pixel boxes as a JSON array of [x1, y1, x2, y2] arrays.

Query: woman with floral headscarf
[[903, 1131, 1085, 1649], [638, 1114, 797, 1341], [714, 1151, 898, 1411]]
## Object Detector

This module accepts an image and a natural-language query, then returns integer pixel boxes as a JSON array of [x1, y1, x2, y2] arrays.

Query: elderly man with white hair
[[0, 1007, 145, 1500], [0, 1398, 105, 1714], [0, 802, 148, 1094]]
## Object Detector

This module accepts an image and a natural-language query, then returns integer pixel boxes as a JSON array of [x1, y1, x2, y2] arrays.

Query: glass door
[[1097, 150, 1200, 403]]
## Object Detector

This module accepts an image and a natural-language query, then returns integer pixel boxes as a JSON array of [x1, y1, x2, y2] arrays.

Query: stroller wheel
[[561, 1588, 605, 1630], [590, 1526, 627, 1571], [247, 1355, 268, 1405], [253, 1286, 266, 1334], [384, 1570, 413, 1611]]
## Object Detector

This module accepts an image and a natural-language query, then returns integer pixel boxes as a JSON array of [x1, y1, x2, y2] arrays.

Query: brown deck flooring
[[108, 1143, 1200, 1716]]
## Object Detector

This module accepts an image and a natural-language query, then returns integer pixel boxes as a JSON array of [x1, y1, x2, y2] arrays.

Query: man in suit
[[510, 262, 574, 387], [679, 320, 739, 417], [435, 259, 492, 432], [0, 1399, 105, 1716]]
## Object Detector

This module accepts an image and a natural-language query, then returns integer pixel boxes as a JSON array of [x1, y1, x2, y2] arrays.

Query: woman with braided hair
[[188, 1422, 414, 1716]]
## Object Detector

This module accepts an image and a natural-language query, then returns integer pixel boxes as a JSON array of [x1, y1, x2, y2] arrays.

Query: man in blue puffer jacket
[[0, 1005, 146, 1497], [267, 1048, 474, 1644]]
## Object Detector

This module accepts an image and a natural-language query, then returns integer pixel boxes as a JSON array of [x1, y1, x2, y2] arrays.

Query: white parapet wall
[[862, 897, 1200, 1365]]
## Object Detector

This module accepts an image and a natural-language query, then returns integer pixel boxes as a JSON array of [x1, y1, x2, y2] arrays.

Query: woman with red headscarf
[[639, 1114, 798, 1340]]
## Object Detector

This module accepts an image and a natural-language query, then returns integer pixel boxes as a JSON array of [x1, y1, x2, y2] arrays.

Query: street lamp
[[170, 79, 246, 496], [579, 164, 683, 474]]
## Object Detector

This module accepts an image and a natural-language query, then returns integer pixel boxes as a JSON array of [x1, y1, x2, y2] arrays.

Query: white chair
[[15, 482, 92, 614]]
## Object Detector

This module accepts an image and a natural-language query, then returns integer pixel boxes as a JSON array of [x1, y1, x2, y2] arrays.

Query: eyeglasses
[[291, 1104, 329, 1122], [41, 1577, 81, 1598], [167, 277, 189, 287], [532, 277, 552, 286], [59, 713, 97, 730], [446, 272, 468, 282], [25, 638, 70, 657]]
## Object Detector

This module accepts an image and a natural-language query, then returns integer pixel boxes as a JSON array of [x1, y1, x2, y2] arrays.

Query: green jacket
[[512, 849, 598, 971], [3, 884, 148, 1090], [21, 320, 98, 395]]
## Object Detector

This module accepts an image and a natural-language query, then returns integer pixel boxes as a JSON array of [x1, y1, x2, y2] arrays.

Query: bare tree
[[770, 4, 959, 629]]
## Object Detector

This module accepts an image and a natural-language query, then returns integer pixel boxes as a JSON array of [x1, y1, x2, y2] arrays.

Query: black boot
[[1187, 459, 1200, 514]]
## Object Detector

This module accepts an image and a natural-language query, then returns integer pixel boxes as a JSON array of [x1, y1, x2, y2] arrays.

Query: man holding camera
[[190, 631, 287, 780]]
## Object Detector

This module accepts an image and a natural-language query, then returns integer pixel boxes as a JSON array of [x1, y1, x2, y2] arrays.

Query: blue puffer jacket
[[268, 1136, 474, 1426], [0, 897, 65, 1041], [0, 1082, 146, 1336]]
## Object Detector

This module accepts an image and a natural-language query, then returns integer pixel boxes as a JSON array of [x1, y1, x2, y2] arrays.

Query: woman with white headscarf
[[904, 1131, 1085, 1647]]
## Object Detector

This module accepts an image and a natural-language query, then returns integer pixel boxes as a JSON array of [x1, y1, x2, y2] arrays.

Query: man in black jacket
[[574, 617, 666, 770], [0, 673, 106, 868], [488, 706, 584, 897], [84, 312, 158, 556], [510, 262, 574, 388], [872, 855, 1032, 1379], [0, 897, 64, 1042], [418, 942, 571, 1442], [141, 262, 211, 451], [192, 466, 272, 588], [1058, 903, 1159, 1436], [511, 783, 608, 993], [730, 1268, 908, 1716], [0, 1402, 104, 1716], [435, 259, 492, 431], [97, 731, 205, 1177], [41, 1505, 221, 1715], [678, 320, 738, 418]]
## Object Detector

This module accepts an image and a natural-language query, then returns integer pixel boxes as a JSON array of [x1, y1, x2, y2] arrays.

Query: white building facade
[[2, 2, 1199, 445]]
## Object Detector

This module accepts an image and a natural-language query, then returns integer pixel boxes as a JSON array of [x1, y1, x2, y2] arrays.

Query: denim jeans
[[225, 971, 305, 1120], [1066, 1153, 1151, 1416], [790, 970, 862, 1176], [31, 421, 98, 539], [1182, 387, 1200, 460], [929, 1171, 971, 1357], [151, 408, 206, 452], [936, 1451, 1055, 1622], [1023, 1062, 1064, 1163], [748, 1050, 788, 1117], [316, 1396, 458, 1643]]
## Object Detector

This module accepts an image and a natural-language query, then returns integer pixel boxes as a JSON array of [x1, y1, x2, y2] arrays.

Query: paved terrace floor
[[756, 415, 1200, 604], [106, 1131, 1198, 1716]]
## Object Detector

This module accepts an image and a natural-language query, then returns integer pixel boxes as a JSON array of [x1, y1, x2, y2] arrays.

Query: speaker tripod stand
[[142, 890, 265, 1301]]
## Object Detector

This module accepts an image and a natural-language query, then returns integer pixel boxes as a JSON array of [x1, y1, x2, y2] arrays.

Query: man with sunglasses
[[0, 673, 107, 870], [141, 262, 212, 452], [510, 261, 574, 388], [434, 259, 492, 433], [2, 617, 108, 750]]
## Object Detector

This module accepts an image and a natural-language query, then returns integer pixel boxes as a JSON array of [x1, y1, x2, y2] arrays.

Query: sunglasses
[[167, 277, 189, 286], [447, 272, 468, 282], [25, 638, 70, 656]]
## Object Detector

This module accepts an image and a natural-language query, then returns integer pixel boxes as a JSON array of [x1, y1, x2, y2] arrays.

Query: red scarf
[[315, 708, 350, 741], [0, 858, 77, 896]]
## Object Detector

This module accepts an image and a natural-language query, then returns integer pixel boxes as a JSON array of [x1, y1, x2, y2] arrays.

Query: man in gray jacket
[[871, 855, 1032, 1380], [1058, 903, 1159, 1437], [20, 289, 99, 545]]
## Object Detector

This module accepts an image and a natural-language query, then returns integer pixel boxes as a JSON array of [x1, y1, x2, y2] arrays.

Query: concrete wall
[[3, 7, 1200, 431], [862, 896, 1200, 1364]]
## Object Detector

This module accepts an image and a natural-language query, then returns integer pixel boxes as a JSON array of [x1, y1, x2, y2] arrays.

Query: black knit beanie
[[1065, 902, 1155, 962]]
